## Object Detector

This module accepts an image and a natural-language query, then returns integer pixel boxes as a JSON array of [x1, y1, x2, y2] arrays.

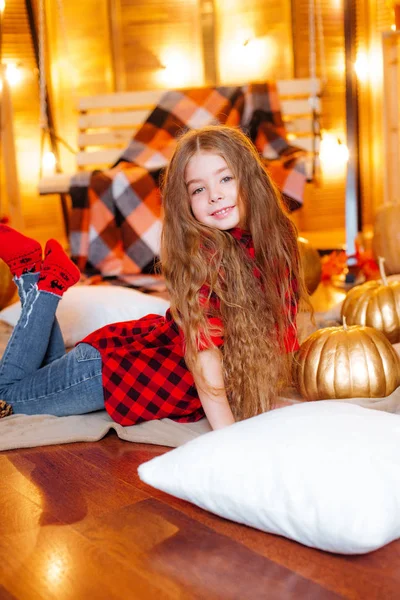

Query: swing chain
[[38, 0, 47, 131], [308, 0, 326, 180], [38, 0, 78, 178]]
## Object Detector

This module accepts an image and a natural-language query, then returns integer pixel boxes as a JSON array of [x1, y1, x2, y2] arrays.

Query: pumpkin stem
[[378, 256, 388, 285], [342, 316, 348, 330]]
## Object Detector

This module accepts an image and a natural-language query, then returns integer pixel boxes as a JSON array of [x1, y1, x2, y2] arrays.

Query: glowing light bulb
[[0, 1, 5, 13], [320, 133, 349, 163], [157, 48, 200, 88], [354, 52, 369, 83], [319, 132, 349, 179], [220, 30, 276, 85], [5, 63, 22, 86], [42, 151, 56, 175]]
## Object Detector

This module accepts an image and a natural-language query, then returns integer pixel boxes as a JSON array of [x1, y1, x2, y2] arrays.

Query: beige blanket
[[0, 314, 399, 451], [1, 387, 400, 452]]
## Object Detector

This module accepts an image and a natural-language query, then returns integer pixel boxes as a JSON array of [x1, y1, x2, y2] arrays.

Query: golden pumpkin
[[297, 236, 322, 295], [341, 257, 400, 344], [294, 319, 400, 400], [372, 201, 400, 274], [0, 259, 16, 310]]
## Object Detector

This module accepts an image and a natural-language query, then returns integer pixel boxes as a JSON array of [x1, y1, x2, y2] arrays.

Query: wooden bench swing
[[38, 78, 321, 202]]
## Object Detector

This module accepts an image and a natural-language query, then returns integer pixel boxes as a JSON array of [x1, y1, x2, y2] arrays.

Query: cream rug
[[0, 317, 399, 452], [1, 388, 400, 452]]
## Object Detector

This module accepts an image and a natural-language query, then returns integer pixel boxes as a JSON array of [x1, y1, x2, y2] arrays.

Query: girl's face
[[185, 152, 245, 230]]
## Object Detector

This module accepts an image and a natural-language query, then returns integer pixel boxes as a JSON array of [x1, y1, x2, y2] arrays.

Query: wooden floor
[[1, 283, 400, 599], [1, 434, 400, 600]]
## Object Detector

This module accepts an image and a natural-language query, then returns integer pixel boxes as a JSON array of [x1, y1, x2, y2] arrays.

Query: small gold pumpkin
[[0, 259, 16, 310], [294, 318, 400, 400], [297, 236, 322, 295], [372, 201, 400, 275], [341, 257, 400, 344]]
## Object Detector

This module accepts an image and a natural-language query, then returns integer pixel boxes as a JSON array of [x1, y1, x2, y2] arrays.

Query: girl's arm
[[192, 348, 235, 430]]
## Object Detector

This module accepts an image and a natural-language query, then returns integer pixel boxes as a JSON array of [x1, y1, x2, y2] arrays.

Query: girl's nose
[[209, 187, 223, 203]]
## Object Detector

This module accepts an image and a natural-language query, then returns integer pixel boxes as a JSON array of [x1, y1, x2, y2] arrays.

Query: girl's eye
[[221, 176, 233, 183], [192, 187, 204, 195]]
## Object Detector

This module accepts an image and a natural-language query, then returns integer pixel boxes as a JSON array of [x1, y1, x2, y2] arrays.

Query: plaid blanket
[[70, 83, 307, 275]]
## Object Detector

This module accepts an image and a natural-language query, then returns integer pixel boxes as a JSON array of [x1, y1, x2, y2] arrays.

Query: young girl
[[0, 125, 308, 430]]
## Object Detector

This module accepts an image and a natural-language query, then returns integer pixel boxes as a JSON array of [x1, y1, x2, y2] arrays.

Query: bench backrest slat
[[74, 78, 321, 170]]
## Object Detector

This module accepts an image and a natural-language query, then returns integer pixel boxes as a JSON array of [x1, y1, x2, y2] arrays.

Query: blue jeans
[[0, 273, 105, 416]]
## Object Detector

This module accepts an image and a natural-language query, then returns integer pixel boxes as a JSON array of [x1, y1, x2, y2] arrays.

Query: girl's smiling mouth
[[211, 206, 235, 218]]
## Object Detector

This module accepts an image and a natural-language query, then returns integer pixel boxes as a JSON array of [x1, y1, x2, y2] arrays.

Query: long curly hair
[[160, 125, 309, 420]]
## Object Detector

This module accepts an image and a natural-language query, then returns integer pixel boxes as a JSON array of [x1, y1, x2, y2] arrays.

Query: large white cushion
[[0, 285, 169, 347], [138, 400, 400, 554]]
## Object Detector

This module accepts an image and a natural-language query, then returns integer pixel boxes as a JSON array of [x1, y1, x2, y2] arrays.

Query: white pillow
[[0, 285, 169, 347], [138, 401, 400, 555]]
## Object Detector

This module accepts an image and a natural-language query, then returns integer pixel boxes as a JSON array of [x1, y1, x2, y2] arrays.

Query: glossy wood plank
[[86, 497, 341, 600], [2, 428, 400, 598], [2, 444, 150, 524], [66, 435, 400, 600], [0, 516, 176, 599]]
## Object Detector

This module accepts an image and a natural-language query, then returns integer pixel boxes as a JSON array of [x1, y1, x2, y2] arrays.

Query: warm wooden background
[[0, 0, 395, 247]]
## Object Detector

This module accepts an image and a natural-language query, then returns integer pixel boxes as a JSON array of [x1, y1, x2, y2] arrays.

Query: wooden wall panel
[[118, 0, 204, 90], [216, 0, 293, 85], [0, 0, 64, 243], [0, 0, 114, 244], [293, 0, 394, 234], [45, 0, 114, 177], [291, 0, 348, 235], [5, 0, 391, 248], [356, 0, 393, 224]]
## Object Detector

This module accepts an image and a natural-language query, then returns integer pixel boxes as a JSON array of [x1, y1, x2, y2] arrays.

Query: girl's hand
[[191, 348, 235, 430]]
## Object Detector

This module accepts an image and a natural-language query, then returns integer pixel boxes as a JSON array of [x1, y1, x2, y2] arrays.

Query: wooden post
[[0, 65, 24, 230], [199, 0, 219, 86], [107, 0, 126, 92], [343, 0, 362, 265], [382, 31, 400, 206], [25, 0, 70, 236]]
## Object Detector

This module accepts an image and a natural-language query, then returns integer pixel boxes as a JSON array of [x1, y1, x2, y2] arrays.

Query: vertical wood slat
[[119, 0, 204, 91], [382, 31, 400, 206], [0, 68, 24, 230], [199, 0, 218, 86], [355, 0, 395, 222], [108, 0, 126, 91]]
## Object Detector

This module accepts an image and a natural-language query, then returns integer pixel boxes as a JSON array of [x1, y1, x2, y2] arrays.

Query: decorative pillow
[[0, 285, 169, 347], [138, 401, 400, 555]]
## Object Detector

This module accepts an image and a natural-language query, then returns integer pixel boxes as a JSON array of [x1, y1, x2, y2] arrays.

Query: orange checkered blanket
[[70, 83, 307, 276]]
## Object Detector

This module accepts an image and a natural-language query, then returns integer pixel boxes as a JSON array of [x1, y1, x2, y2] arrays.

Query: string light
[[320, 133, 349, 162], [41, 151, 56, 176], [5, 63, 22, 86], [354, 52, 369, 82], [0, 1, 5, 13], [319, 131, 349, 178], [220, 31, 276, 83], [157, 48, 201, 87]]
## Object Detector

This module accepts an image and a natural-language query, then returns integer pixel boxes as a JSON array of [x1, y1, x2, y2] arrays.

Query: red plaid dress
[[80, 228, 299, 426]]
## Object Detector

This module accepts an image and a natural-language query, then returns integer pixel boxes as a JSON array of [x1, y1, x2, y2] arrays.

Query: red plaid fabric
[[70, 83, 307, 276], [80, 228, 299, 426]]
